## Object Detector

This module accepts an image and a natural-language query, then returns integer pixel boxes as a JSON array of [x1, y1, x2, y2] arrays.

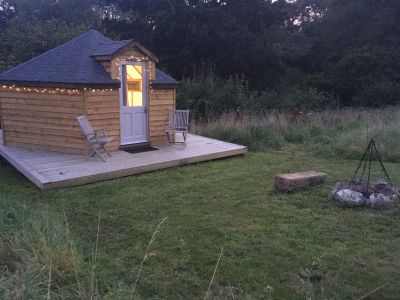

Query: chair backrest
[[169, 109, 189, 131], [76, 115, 95, 138]]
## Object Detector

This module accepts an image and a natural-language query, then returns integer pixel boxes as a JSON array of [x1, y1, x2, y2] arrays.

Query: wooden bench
[[275, 171, 327, 192]]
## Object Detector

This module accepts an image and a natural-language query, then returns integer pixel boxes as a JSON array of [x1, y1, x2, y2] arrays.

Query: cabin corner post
[[173, 88, 177, 143], [148, 86, 153, 145], [0, 92, 6, 146]]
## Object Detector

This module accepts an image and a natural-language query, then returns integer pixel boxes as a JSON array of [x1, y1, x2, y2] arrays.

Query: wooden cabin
[[0, 30, 178, 154]]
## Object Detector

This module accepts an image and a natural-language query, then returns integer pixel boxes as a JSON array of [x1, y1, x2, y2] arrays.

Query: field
[[194, 108, 400, 162], [1, 144, 400, 299]]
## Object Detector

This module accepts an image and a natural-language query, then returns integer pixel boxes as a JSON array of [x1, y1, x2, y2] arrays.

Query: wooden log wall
[[84, 87, 175, 148], [149, 88, 176, 146], [0, 86, 175, 154], [0, 90, 89, 154], [84, 90, 120, 151]]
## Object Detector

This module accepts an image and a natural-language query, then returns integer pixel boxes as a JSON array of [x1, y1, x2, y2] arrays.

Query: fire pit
[[329, 139, 399, 209]]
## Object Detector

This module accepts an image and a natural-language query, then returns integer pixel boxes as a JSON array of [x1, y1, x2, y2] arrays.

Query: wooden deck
[[0, 131, 247, 190]]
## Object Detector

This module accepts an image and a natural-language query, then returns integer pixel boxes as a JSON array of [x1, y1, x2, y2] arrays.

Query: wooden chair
[[165, 109, 190, 146], [76, 115, 113, 161]]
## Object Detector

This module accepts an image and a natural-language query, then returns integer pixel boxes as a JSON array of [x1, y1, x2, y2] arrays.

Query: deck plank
[[0, 131, 247, 190]]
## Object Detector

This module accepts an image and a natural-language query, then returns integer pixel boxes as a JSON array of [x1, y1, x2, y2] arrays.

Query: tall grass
[[0, 200, 84, 298], [193, 107, 400, 162], [0, 200, 170, 299]]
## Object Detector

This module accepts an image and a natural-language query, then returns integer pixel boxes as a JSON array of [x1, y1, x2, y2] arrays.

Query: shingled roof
[[0, 29, 178, 88]]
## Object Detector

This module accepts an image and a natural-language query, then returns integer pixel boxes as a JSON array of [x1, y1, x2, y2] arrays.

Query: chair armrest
[[81, 131, 95, 137], [94, 128, 109, 137]]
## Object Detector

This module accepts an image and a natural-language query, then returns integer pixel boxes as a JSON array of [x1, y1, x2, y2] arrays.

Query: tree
[[1, 0, 400, 108], [0, 0, 97, 70], [301, 0, 400, 105], [102, 0, 300, 89]]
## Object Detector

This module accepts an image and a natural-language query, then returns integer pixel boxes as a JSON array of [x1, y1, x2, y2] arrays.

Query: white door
[[120, 63, 148, 145]]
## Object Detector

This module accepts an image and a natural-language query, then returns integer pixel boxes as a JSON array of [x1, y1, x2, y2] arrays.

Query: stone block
[[275, 171, 327, 192]]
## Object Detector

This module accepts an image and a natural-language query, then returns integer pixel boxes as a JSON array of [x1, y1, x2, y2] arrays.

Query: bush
[[352, 81, 400, 106], [279, 88, 338, 110], [177, 66, 254, 118], [177, 67, 337, 118]]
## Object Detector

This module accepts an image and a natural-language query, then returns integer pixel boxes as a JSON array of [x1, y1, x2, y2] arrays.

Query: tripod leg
[[353, 139, 373, 179]]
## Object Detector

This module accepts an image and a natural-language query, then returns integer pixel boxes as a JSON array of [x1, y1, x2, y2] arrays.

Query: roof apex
[[0, 29, 173, 87], [91, 40, 159, 63]]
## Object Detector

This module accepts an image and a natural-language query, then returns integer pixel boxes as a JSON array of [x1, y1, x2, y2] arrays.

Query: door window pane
[[125, 65, 143, 107]]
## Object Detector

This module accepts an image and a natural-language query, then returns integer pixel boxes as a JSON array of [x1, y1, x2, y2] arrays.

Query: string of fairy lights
[[0, 56, 156, 95], [0, 85, 116, 94], [113, 55, 155, 82]]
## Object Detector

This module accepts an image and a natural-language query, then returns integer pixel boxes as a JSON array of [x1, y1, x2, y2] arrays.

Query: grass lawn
[[1, 149, 400, 299]]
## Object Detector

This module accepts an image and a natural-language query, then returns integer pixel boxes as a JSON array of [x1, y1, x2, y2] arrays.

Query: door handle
[[144, 107, 148, 113]]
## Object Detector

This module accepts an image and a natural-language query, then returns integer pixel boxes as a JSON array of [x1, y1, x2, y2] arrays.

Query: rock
[[275, 171, 327, 193], [334, 189, 366, 207], [374, 179, 390, 193], [390, 193, 400, 202], [366, 193, 394, 209], [328, 181, 345, 201], [334, 181, 346, 191], [374, 180, 400, 197], [347, 178, 373, 195], [329, 178, 399, 209]]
